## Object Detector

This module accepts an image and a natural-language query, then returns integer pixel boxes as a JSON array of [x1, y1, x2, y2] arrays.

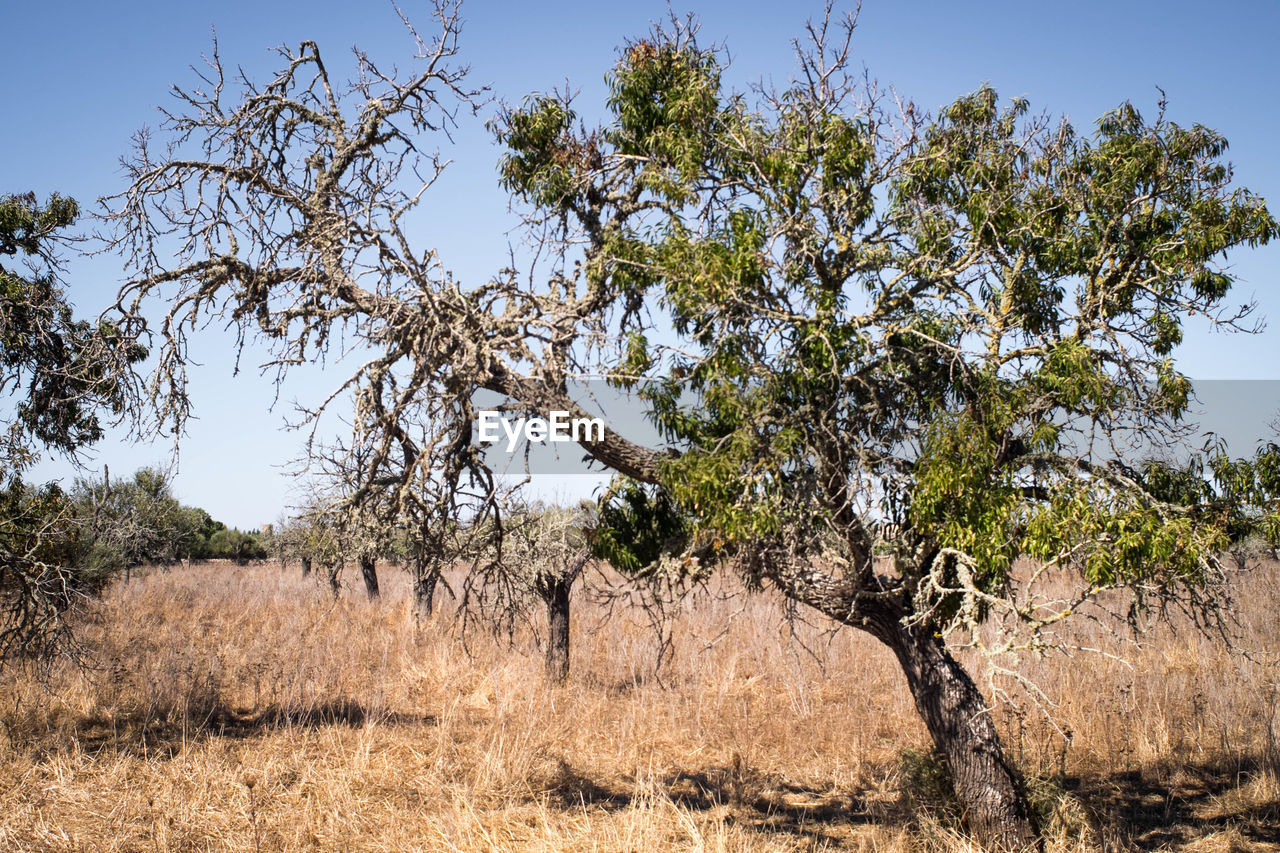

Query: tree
[[405, 523, 445, 616], [474, 501, 590, 682], [395, 506, 452, 618], [272, 515, 312, 574], [287, 496, 349, 596], [306, 441, 400, 600], [102, 6, 1277, 848], [71, 467, 192, 573], [206, 527, 265, 564], [1, 193, 145, 665]]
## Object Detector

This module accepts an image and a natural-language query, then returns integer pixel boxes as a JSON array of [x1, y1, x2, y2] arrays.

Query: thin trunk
[[879, 618, 1039, 851], [413, 559, 438, 617], [300, 555, 312, 577], [359, 553, 379, 599], [543, 575, 571, 684], [327, 560, 341, 597]]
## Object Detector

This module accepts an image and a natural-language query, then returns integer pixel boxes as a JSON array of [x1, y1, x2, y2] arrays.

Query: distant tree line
[[12, 466, 269, 587], [66, 466, 269, 574]]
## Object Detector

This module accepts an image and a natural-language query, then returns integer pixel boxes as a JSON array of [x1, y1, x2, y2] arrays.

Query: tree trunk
[[300, 555, 312, 577], [359, 553, 379, 599], [327, 560, 341, 597], [413, 561, 438, 617], [542, 575, 572, 684], [880, 618, 1039, 851], [771, 569, 1040, 851]]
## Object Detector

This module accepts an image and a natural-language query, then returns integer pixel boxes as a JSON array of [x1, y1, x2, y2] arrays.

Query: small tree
[[273, 515, 311, 574], [70, 466, 213, 575], [487, 502, 591, 682], [306, 442, 397, 600], [395, 512, 451, 618], [289, 497, 348, 596]]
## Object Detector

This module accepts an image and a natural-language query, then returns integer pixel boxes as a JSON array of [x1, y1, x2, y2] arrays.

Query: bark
[[768, 569, 1039, 851], [876, 616, 1039, 851], [541, 574, 572, 684], [499, 342, 1035, 837], [300, 555, 312, 577], [412, 560, 438, 617], [327, 560, 341, 597], [359, 554, 379, 599]]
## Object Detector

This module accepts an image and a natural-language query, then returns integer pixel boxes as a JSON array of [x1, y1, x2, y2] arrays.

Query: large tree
[[103, 5, 1276, 848]]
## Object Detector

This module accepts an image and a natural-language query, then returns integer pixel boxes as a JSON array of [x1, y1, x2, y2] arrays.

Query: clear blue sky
[[5, 1, 1278, 528]]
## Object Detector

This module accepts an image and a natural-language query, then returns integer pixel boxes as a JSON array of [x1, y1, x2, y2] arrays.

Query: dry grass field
[[2, 557, 1279, 852]]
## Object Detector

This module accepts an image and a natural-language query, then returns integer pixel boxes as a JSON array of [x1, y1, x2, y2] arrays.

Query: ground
[[2, 558, 1278, 851]]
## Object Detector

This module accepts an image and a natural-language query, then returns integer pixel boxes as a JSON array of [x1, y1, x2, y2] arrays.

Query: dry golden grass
[[1, 558, 1279, 851]]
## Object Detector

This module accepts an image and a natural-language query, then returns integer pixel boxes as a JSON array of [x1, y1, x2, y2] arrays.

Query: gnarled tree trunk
[[300, 555, 312, 577], [541, 574, 572, 684], [359, 553, 379, 599], [878, 618, 1039, 851], [773, 573, 1039, 851]]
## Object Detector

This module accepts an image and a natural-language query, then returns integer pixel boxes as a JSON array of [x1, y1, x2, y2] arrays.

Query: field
[[2, 559, 1279, 852]]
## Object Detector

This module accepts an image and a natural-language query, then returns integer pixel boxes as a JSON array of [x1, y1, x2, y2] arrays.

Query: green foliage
[[910, 412, 1018, 585], [54, 467, 265, 573], [1208, 442, 1280, 548], [606, 38, 721, 201], [1, 193, 146, 469], [68, 468, 208, 568], [206, 527, 266, 564], [0, 193, 79, 255], [495, 96, 585, 208], [1, 193, 148, 665], [0, 480, 89, 662], [592, 482, 689, 575], [568, 37, 1276, 631]]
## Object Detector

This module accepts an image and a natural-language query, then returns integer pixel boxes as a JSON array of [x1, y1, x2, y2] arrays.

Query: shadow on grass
[[1070, 755, 1280, 848], [21, 702, 1280, 850], [536, 757, 634, 808], [531, 753, 1280, 849], [531, 756, 870, 846], [40, 697, 439, 759]]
